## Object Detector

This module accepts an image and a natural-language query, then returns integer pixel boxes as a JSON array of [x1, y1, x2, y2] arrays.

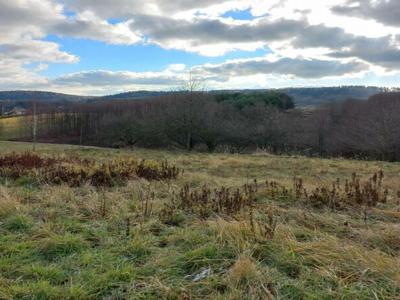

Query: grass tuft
[[38, 233, 88, 261]]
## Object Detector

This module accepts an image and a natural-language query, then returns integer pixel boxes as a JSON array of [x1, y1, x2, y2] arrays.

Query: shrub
[[177, 180, 258, 218], [0, 152, 182, 187], [265, 172, 390, 213]]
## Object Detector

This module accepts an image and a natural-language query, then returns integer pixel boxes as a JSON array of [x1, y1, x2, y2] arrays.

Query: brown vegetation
[[0, 152, 181, 187]]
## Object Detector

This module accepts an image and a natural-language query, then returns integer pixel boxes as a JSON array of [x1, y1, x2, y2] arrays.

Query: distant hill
[[279, 86, 398, 107], [0, 91, 91, 103], [0, 91, 95, 116], [98, 86, 399, 106], [1, 87, 399, 111], [99, 91, 170, 100]]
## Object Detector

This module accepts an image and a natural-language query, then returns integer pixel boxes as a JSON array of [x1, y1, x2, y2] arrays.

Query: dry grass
[[0, 141, 399, 299], [0, 186, 19, 217]]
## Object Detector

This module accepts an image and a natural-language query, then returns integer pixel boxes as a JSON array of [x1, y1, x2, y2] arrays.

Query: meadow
[[0, 141, 399, 299]]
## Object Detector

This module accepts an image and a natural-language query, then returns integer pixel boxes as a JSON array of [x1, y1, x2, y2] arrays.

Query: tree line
[[10, 91, 400, 162]]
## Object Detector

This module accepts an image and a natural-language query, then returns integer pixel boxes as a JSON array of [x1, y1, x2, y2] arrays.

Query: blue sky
[[42, 35, 269, 77], [222, 8, 257, 20], [1, 0, 400, 95]]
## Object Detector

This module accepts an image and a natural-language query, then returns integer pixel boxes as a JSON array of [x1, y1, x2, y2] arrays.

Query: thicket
[[0, 152, 181, 187]]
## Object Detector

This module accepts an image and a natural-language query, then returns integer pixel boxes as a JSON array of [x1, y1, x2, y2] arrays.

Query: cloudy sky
[[1, 0, 400, 95]]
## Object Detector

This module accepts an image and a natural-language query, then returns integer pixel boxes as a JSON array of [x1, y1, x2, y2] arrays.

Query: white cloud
[[332, 0, 400, 27], [52, 11, 141, 45], [0, 39, 78, 63], [196, 57, 368, 78], [44, 57, 369, 95], [53, 69, 185, 87], [0, 0, 400, 92], [0, 59, 49, 90], [63, 0, 237, 18], [0, 0, 143, 91]]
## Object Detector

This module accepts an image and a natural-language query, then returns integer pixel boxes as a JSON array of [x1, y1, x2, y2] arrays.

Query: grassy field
[[0, 116, 31, 140], [0, 141, 399, 299]]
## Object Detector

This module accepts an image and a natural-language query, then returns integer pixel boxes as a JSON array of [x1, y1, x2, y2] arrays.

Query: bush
[[0, 153, 182, 187]]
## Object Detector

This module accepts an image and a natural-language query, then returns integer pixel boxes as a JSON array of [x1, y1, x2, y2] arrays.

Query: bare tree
[[32, 101, 37, 151]]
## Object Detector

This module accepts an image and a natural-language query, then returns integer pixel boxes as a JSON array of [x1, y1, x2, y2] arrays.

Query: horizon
[[1, 85, 399, 98], [1, 1, 400, 95]]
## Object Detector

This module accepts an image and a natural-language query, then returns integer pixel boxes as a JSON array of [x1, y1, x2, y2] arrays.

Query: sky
[[1, 0, 400, 95]]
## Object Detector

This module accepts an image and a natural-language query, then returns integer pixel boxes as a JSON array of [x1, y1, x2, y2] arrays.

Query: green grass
[[0, 141, 399, 299]]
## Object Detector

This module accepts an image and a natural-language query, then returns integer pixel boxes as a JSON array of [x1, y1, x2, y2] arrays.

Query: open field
[[0, 141, 399, 299]]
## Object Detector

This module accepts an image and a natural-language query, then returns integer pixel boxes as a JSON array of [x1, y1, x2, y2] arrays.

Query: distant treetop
[[215, 91, 295, 110]]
